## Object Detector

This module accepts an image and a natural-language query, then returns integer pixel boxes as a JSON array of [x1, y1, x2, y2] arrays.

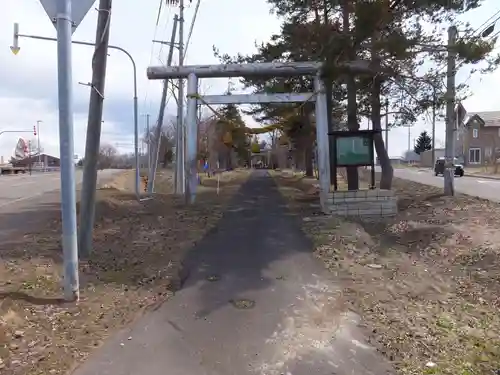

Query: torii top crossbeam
[[146, 60, 376, 80]]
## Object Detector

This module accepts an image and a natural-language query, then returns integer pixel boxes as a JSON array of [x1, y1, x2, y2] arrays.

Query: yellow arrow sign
[[10, 46, 20, 55]]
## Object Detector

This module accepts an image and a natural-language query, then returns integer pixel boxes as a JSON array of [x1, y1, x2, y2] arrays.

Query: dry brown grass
[[0, 168, 250, 375], [272, 170, 500, 375]]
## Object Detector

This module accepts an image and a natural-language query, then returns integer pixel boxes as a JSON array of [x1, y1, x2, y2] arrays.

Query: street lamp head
[[482, 24, 495, 38]]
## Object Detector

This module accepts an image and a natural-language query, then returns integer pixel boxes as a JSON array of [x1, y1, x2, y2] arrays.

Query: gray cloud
[[0, 59, 163, 137]]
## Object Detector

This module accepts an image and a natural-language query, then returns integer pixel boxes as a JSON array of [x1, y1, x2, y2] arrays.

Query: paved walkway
[[73, 171, 393, 375]]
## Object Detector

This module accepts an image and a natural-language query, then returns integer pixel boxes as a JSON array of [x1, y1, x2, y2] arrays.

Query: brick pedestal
[[328, 189, 397, 218]]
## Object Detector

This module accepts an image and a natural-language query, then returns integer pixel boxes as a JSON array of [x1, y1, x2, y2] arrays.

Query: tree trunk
[[343, 0, 359, 190], [371, 23, 393, 190], [304, 138, 314, 177], [226, 147, 233, 169], [162, 152, 168, 168], [371, 78, 393, 189]]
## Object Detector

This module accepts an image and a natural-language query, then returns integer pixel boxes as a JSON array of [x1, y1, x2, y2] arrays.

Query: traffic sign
[[39, 0, 97, 33], [10, 46, 20, 55]]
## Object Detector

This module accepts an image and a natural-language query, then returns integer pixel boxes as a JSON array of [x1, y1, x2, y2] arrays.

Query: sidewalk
[[72, 170, 393, 375], [465, 171, 500, 180]]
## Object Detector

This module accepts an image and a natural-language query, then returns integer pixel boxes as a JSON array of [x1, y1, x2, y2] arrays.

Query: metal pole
[[146, 113, 150, 174], [431, 87, 436, 167], [314, 74, 331, 213], [384, 100, 389, 155], [28, 140, 32, 176], [134, 95, 140, 199], [79, 0, 112, 258], [14, 29, 141, 200], [197, 80, 202, 121], [186, 73, 198, 203], [56, 0, 79, 301], [148, 15, 179, 193], [444, 26, 457, 196], [36, 120, 42, 168], [175, 0, 185, 195]]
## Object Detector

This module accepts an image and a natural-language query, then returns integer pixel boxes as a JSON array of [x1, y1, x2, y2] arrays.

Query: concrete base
[[328, 189, 397, 218]]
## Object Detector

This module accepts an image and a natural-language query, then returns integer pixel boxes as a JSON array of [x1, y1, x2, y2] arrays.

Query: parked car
[[434, 157, 464, 177]]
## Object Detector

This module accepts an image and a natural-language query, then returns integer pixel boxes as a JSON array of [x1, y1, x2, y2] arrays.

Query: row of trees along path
[[213, 0, 499, 189]]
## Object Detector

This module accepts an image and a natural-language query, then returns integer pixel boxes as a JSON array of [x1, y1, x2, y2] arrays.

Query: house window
[[473, 128, 479, 138], [469, 148, 481, 164]]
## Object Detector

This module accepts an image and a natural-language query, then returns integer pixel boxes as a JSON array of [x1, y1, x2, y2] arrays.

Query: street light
[[11, 24, 141, 200], [481, 24, 496, 38]]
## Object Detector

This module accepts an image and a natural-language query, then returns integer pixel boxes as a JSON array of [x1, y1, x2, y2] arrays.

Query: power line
[[143, 1, 176, 118], [430, 11, 500, 89], [157, 6, 174, 65], [470, 9, 500, 38], [141, 0, 165, 114], [449, 14, 500, 80], [184, 0, 202, 59]]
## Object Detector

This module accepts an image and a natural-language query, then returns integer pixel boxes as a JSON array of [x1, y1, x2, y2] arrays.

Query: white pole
[[314, 74, 331, 213], [185, 73, 198, 203]]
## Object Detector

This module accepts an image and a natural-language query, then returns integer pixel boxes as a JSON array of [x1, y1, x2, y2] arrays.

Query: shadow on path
[[73, 171, 394, 375], [180, 169, 312, 318]]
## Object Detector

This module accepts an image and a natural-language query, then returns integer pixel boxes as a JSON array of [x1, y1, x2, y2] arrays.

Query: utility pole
[[431, 86, 436, 166], [148, 15, 178, 193], [146, 113, 150, 173], [56, 0, 80, 301], [175, 0, 185, 195], [79, 0, 113, 258], [444, 26, 457, 196]]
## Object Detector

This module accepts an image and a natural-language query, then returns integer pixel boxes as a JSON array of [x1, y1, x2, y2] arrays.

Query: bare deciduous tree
[[98, 143, 118, 169], [144, 115, 177, 168]]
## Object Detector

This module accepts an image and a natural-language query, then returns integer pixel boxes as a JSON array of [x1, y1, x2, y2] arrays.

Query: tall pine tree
[[414, 131, 432, 154], [214, 0, 499, 187]]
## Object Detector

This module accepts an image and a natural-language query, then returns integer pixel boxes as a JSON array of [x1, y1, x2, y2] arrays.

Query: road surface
[[392, 167, 500, 202], [0, 169, 122, 241], [0, 169, 119, 208]]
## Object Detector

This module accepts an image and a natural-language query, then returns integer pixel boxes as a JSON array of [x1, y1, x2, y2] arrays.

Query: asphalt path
[[73, 171, 394, 375], [391, 167, 500, 202], [0, 169, 123, 241]]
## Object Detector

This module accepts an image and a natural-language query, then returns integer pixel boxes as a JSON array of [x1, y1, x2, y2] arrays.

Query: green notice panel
[[336, 135, 371, 166]]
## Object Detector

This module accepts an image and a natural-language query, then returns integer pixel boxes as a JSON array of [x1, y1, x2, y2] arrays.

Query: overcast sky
[[0, 0, 499, 161]]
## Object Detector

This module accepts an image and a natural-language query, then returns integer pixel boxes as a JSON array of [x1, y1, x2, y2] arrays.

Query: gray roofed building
[[454, 106, 500, 166]]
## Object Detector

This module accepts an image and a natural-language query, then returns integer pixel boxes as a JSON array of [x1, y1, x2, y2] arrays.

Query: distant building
[[11, 153, 60, 169], [420, 148, 445, 167], [402, 150, 420, 163], [455, 104, 500, 166]]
